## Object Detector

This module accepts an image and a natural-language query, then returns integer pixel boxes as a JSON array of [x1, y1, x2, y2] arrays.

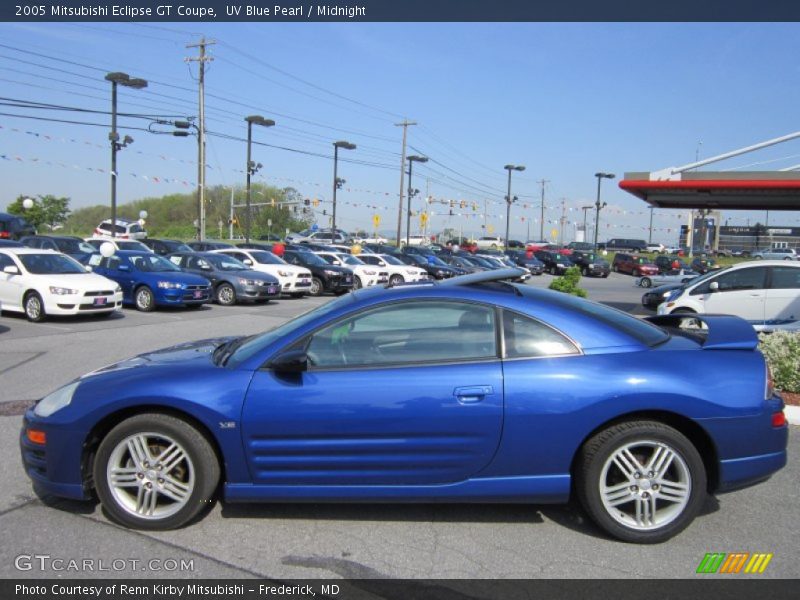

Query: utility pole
[[186, 37, 215, 240], [394, 119, 416, 246], [648, 206, 654, 244], [558, 199, 567, 246], [537, 179, 549, 241]]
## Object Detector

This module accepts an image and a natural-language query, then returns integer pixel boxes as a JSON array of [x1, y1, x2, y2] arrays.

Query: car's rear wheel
[[640, 277, 652, 288], [309, 277, 323, 297], [215, 283, 237, 306], [24, 291, 46, 322], [576, 420, 706, 543], [134, 286, 155, 312], [581, 267, 589, 276], [93, 413, 220, 530]]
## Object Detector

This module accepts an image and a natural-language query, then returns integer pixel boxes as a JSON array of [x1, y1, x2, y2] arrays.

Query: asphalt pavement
[[1, 272, 797, 579]]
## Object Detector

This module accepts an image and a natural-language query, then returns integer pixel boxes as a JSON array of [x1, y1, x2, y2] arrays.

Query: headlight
[[363, 269, 376, 275], [34, 381, 80, 418], [436, 270, 445, 276], [324, 269, 340, 276], [277, 270, 291, 277], [662, 291, 672, 298], [238, 278, 257, 286], [157, 281, 182, 289], [49, 286, 78, 295], [588, 263, 596, 268], [405, 269, 416, 274], [114, 285, 122, 293]]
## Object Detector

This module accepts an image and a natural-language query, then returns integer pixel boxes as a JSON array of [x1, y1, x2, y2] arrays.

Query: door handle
[[454, 385, 493, 403]]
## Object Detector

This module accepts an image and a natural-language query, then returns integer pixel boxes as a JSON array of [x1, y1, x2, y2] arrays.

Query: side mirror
[[271, 350, 308, 374], [709, 281, 719, 292], [118, 264, 130, 272], [3, 265, 20, 275], [84, 265, 93, 272], [243, 259, 253, 266], [201, 265, 213, 271]]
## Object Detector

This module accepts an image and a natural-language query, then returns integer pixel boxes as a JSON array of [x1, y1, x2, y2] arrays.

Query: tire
[[389, 274, 404, 286], [575, 420, 706, 544], [602, 273, 609, 278], [309, 277, 324, 297], [784, 257, 792, 261], [613, 265, 619, 273], [24, 291, 46, 323], [134, 286, 155, 312], [640, 277, 652, 288], [549, 266, 557, 275], [581, 267, 589, 277], [215, 283, 237, 306], [93, 413, 220, 530], [353, 276, 363, 290]]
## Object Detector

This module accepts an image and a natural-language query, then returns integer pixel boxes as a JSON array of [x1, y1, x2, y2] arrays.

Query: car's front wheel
[[389, 274, 404, 286], [353, 276, 363, 290], [24, 291, 46, 322], [93, 413, 220, 530], [576, 420, 706, 544], [640, 277, 652, 288], [215, 283, 237, 306], [309, 277, 323, 297], [134, 286, 155, 312]]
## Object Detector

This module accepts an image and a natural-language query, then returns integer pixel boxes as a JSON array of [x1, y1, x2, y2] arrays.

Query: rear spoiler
[[646, 314, 758, 351]]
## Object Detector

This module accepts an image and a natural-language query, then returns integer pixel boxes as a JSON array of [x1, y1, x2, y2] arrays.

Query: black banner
[[3, 0, 800, 23], [4, 580, 800, 600]]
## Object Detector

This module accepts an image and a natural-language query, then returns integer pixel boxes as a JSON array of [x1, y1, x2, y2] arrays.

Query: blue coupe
[[20, 269, 787, 542], [92, 250, 212, 311]]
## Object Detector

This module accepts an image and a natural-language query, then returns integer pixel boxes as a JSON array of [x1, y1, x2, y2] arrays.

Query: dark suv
[[601, 238, 648, 252], [612, 253, 658, 276], [283, 249, 354, 296], [20, 235, 98, 263], [0, 212, 36, 240], [141, 238, 194, 256], [569, 251, 610, 278], [534, 250, 574, 275], [654, 255, 691, 273]]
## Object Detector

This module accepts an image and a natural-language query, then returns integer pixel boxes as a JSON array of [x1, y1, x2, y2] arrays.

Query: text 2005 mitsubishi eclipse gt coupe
[[20, 269, 787, 543]]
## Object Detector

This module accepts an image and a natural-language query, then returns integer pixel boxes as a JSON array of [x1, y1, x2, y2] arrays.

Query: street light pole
[[648, 206, 654, 244], [406, 155, 428, 245], [244, 115, 275, 245], [504, 165, 525, 248], [581, 205, 593, 242], [593, 172, 615, 250], [332, 141, 356, 239], [105, 72, 147, 238]]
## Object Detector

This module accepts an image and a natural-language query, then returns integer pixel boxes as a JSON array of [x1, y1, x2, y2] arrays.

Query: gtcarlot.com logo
[[696, 552, 773, 574]]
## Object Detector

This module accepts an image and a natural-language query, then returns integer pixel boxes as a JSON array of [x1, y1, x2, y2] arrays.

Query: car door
[[95, 256, 135, 300], [241, 300, 504, 486], [765, 266, 800, 326], [0, 252, 24, 309], [691, 266, 768, 325]]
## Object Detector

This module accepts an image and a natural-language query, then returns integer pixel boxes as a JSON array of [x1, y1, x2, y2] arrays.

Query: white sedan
[[0, 248, 122, 322], [356, 253, 428, 285], [314, 252, 388, 289], [211, 248, 312, 297], [636, 269, 700, 288]]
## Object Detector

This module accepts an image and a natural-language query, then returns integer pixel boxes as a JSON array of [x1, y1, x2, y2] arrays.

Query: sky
[[1, 21, 800, 244]]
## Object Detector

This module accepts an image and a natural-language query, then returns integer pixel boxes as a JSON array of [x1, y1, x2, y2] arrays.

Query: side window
[[0, 254, 15, 269], [502, 311, 580, 358], [695, 267, 767, 294], [169, 255, 183, 266], [770, 267, 800, 290], [304, 301, 497, 368], [99, 257, 121, 270]]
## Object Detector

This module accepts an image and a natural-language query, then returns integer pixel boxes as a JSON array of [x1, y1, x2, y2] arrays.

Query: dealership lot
[[1, 273, 797, 579]]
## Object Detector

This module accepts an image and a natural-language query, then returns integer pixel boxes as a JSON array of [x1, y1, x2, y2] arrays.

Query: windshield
[[19, 253, 86, 274], [380, 254, 404, 266], [225, 294, 355, 367], [635, 257, 651, 265], [206, 254, 249, 271], [167, 241, 193, 253], [250, 251, 286, 265], [341, 255, 365, 266], [296, 252, 327, 266], [425, 255, 447, 267], [117, 241, 150, 252], [55, 239, 96, 254], [131, 254, 181, 272]]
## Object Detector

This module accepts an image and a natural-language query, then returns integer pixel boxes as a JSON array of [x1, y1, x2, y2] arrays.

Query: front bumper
[[324, 273, 354, 292], [238, 282, 281, 300], [20, 413, 90, 501], [157, 286, 211, 305], [46, 290, 123, 315]]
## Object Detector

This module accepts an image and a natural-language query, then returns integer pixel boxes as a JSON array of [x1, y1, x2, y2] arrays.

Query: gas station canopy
[[619, 171, 800, 210]]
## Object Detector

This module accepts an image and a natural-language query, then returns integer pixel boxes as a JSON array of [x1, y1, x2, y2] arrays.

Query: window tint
[[770, 267, 800, 290], [502, 311, 579, 358], [305, 301, 497, 368], [0, 253, 15, 269], [712, 267, 767, 292]]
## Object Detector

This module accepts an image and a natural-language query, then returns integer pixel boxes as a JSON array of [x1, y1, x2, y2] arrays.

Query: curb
[[785, 405, 800, 426]]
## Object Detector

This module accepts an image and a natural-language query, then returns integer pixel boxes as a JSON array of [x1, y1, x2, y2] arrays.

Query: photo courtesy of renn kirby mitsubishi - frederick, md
[[20, 270, 787, 544]]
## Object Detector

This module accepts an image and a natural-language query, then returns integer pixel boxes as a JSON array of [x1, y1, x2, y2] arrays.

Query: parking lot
[[1, 272, 797, 579]]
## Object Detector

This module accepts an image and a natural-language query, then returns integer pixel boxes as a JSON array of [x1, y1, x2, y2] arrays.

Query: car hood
[[647, 283, 684, 294], [37, 272, 119, 290], [83, 336, 238, 378]]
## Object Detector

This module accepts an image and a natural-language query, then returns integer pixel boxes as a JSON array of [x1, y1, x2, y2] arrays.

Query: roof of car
[[0, 247, 60, 255]]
